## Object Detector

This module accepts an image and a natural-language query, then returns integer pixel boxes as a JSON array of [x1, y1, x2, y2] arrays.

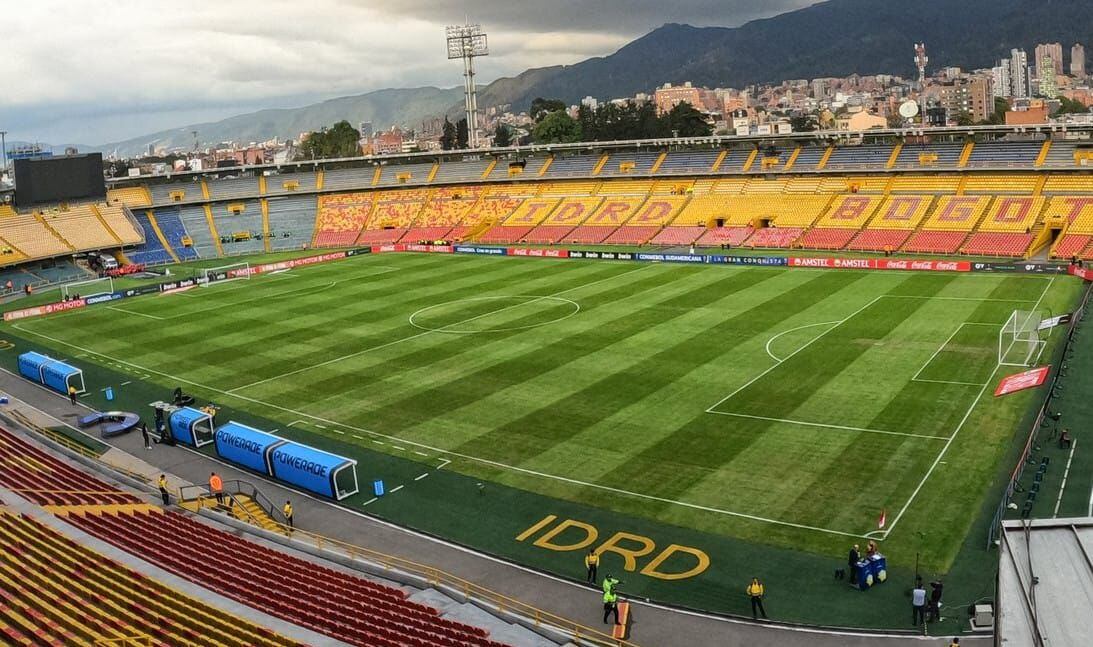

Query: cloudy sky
[[1, 0, 813, 146]]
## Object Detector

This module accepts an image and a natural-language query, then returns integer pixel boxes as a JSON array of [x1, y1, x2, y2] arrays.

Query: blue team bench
[[78, 411, 141, 438]]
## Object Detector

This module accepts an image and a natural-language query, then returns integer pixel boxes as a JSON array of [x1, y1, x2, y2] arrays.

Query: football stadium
[[1, 128, 1092, 646]]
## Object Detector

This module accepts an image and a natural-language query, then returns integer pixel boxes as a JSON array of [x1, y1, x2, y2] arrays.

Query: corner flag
[[877, 509, 887, 529]]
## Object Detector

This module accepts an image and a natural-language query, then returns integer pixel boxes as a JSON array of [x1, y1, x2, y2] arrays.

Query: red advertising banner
[[244, 251, 349, 277], [508, 247, 570, 258], [1070, 265, 1093, 281], [4, 299, 87, 322], [994, 366, 1050, 397], [405, 244, 454, 254], [788, 257, 971, 272]]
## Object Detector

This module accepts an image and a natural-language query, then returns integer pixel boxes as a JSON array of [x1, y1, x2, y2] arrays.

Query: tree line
[[530, 97, 712, 144]]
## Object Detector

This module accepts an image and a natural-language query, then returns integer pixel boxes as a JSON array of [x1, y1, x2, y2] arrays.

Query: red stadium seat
[[961, 232, 1033, 257], [797, 228, 858, 251], [741, 228, 803, 249], [900, 230, 969, 254], [846, 229, 913, 252], [649, 226, 705, 246], [696, 227, 753, 247]]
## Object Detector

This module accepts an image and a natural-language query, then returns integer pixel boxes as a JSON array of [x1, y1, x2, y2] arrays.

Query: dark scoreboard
[[14, 154, 106, 208]]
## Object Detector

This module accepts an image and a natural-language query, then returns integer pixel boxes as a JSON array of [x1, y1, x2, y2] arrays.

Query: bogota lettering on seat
[[552, 203, 587, 223], [591, 202, 632, 224], [632, 201, 672, 224], [878, 196, 923, 222], [513, 202, 551, 223], [516, 515, 711, 581], [935, 197, 981, 223], [1059, 197, 1093, 222], [992, 197, 1033, 224], [828, 196, 873, 221]]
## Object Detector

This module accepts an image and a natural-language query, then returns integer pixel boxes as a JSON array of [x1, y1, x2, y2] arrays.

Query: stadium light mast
[[0, 131, 7, 171], [446, 23, 489, 149], [915, 43, 929, 123]]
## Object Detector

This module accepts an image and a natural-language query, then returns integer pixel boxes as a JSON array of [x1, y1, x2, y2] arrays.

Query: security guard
[[584, 549, 599, 584], [747, 577, 767, 620], [283, 500, 294, 530], [158, 474, 170, 506], [602, 575, 621, 625], [209, 472, 224, 506], [68, 384, 78, 406]]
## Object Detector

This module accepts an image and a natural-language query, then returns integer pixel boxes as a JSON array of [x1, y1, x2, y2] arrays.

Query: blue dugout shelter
[[18, 352, 85, 395], [270, 442, 359, 500], [168, 407, 215, 448], [213, 422, 284, 475]]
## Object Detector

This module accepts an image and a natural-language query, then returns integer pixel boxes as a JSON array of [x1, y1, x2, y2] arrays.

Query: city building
[[1072, 44, 1086, 78], [1035, 43, 1065, 78], [1010, 49, 1030, 99], [835, 109, 887, 131], [935, 77, 993, 122], [993, 60, 1012, 99], [1040, 57, 1059, 98]]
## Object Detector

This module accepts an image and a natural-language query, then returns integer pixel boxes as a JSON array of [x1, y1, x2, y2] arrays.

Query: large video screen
[[14, 154, 106, 207]]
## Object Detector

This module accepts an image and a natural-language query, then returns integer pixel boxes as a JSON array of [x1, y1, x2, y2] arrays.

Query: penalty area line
[[706, 411, 949, 440]]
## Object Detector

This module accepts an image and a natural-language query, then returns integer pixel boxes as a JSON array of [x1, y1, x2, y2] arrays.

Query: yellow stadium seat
[[504, 198, 561, 226], [865, 196, 936, 229], [977, 196, 1045, 232], [1044, 196, 1093, 234], [814, 196, 883, 229], [922, 196, 990, 231], [542, 197, 603, 225], [583, 197, 649, 226]]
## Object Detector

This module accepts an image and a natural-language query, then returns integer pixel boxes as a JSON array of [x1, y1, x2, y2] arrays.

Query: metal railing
[[177, 483, 271, 530]]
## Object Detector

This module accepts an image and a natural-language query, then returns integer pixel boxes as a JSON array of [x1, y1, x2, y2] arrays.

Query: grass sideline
[[0, 250, 1081, 631]]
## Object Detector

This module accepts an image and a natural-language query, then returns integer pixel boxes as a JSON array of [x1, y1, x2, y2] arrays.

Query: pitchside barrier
[[987, 276, 1093, 547], [3, 244, 1076, 323]]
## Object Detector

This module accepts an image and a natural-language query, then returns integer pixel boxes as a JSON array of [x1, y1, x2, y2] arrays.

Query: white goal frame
[[998, 309, 1048, 368], [199, 262, 251, 287], [62, 276, 114, 299]]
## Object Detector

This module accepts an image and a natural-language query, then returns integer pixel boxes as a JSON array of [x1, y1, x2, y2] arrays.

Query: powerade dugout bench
[[18, 352, 85, 395], [149, 402, 215, 448]]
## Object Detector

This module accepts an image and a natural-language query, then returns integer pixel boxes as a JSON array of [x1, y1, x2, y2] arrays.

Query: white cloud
[[0, 0, 809, 143]]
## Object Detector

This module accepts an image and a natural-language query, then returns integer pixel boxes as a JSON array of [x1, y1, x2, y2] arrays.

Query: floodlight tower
[[915, 43, 929, 121], [446, 23, 489, 149]]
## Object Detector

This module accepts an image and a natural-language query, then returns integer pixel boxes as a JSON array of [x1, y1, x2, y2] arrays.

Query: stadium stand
[[0, 510, 299, 647], [823, 145, 893, 170], [696, 226, 754, 247], [265, 196, 318, 251], [888, 175, 961, 194], [597, 180, 656, 195], [1041, 141, 1081, 168], [125, 212, 175, 264], [540, 181, 599, 197], [893, 143, 964, 169], [106, 186, 152, 208], [524, 197, 602, 243], [602, 196, 686, 245], [1042, 175, 1091, 194], [964, 175, 1040, 194], [0, 214, 71, 260], [212, 201, 265, 255], [430, 159, 493, 184], [649, 226, 705, 246], [178, 205, 219, 258], [69, 510, 509, 647], [314, 193, 373, 247], [0, 427, 139, 506], [965, 141, 1043, 168], [787, 146, 826, 172], [377, 162, 437, 188], [206, 176, 261, 201], [263, 171, 319, 196], [899, 195, 989, 254], [598, 152, 661, 177], [321, 167, 375, 192], [543, 154, 602, 178], [37, 205, 117, 252], [148, 180, 202, 205], [152, 207, 200, 261], [656, 150, 721, 175], [1047, 196, 1093, 258], [742, 227, 804, 249]]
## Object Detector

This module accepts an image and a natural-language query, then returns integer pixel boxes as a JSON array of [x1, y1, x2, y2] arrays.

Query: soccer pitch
[[6, 252, 1081, 569]]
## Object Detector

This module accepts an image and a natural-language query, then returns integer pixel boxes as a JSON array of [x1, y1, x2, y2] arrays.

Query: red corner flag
[[877, 509, 887, 530]]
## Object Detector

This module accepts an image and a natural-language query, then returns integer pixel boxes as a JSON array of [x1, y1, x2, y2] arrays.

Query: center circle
[[408, 296, 581, 334]]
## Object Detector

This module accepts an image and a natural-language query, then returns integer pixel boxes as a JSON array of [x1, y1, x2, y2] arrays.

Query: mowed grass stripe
[[529, 268, 870, 511], [776, 276, 1040, 530], [264, 263, 711, 423]]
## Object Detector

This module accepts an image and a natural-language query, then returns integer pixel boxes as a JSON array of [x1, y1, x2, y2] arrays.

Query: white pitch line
[[910, 321, 1002, 383], [389, 485, 405, 493], [414, 473, 430, 481], [107, 305, 165, 320], [911, 378, 988, 387], [120, 381, 132, 386], [706, 411, 949, 440], [764, 321, 840, 363], [287, 420, 307, 427], [413, 451, 428, 457], [1054, 439, 1077, 518], [226, 264, 650, 394], [436, 459, 451, 470], [332, 430, 345, 435], [881, 275, 1058, 538], [352, 434, 365, 440], [706, 295, 884, 413], [362, 498, 378, 506], [391, 445, 406, 452]]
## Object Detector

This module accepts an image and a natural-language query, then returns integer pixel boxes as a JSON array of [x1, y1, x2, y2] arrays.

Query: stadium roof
[[998, 517, 1093, 647]]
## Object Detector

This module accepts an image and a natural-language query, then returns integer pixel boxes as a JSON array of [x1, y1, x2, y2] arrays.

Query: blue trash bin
[[105, 387, 114, 401], [373, 480, 385, 497]]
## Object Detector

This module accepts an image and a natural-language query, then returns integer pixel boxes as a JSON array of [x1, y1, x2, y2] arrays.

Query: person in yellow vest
[[158, 474, 170, 506], [602, 575, 621, 625], [68, 384, 78, 406], [747, 577, 767, 620], [283, 500, 294, 530], [584, 549, 599, 584], [209, 472, 224, 506]]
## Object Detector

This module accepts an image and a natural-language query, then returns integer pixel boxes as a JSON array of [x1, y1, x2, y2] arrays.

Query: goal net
[[998, 310, 1049, 367], [62, 276, 113, 299], [199, 262, 251, 287]]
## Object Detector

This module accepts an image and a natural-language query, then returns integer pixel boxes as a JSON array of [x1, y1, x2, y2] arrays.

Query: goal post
[[62, 276, 114, 299], [199, 262, 251, 287], [998, 309, 1048, 367]]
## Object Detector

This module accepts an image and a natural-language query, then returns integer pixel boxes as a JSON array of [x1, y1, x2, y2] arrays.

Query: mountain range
[[98, 0, 1093, 156]]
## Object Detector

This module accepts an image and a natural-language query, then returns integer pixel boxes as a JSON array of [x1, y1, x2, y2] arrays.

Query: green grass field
[[3, 251, 1083, 618]]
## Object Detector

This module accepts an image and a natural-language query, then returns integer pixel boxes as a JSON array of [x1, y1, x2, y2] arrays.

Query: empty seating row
[[0, 427, 139, 506], [265, 196, 318, 251], [70, 510, 508, 647], [126, 212, 175, 265], [206, 176, 260, 201], [153, 208, 199, 261], [0, 510, 297, 647]]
